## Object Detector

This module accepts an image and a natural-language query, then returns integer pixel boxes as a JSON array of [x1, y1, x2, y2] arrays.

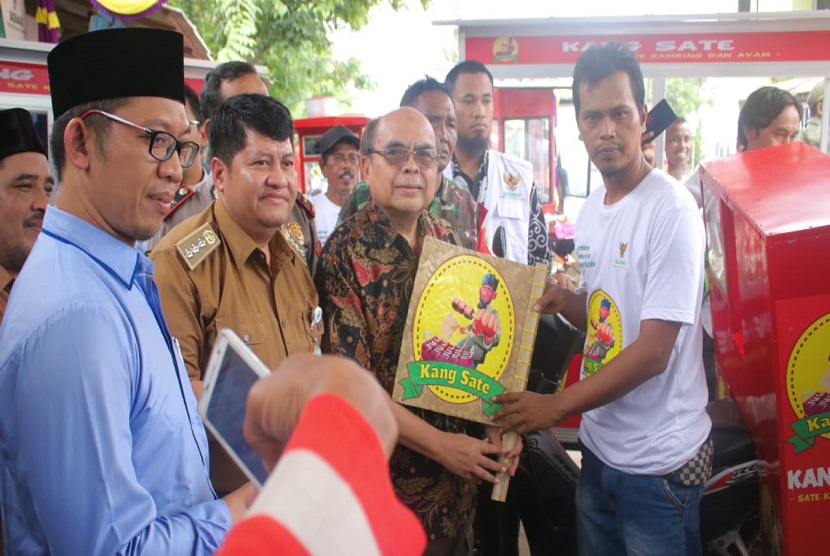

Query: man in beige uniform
[[199, 61, 320, 271], [152, 94, 321, 493], [0, 109, 53, 324]]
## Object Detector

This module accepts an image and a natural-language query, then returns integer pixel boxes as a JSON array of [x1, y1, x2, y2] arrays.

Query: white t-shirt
[[576, 169, 711, 475], [310, 192, 341, 245]]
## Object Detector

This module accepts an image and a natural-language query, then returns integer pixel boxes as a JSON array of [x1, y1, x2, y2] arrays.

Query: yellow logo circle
[[583, 290, 622, 377], [492, 37, 519, 61], [786, 313, 830, 439], [412, 255, 514, 403]]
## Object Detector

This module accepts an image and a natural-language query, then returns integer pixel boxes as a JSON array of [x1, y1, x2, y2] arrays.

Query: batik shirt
[[316, 200, 477, 543]]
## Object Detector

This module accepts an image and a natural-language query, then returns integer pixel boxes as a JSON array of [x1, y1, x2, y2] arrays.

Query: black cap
[[0, 108, 47, 162], [47, 28, 185, 119], [319, 125, 360, 158]]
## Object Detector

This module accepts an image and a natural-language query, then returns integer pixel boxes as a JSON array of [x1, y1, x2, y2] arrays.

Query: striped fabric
[[218, 394, 425, 555]]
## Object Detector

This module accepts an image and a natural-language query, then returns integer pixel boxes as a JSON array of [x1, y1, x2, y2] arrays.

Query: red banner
[[467, 31, 830, 65], [0, 61, 51, 95]]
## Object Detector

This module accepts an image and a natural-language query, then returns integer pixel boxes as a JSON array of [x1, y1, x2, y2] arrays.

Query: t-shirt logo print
[[583, 291, 622, 377], [614, 241, 628, 270]]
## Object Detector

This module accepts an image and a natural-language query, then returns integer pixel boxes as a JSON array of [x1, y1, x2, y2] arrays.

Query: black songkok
[[0, 108, 47, 162], [47, 28, 185, 119]]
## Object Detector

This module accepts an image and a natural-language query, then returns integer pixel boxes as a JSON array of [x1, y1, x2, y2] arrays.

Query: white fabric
[[683, 168, 703, 211], [576, 169, 711, 475], [443, 150, 533, 264], [684, 167, 713, 335], [249, 448, 382, 556], [310, 192, 342, 245]]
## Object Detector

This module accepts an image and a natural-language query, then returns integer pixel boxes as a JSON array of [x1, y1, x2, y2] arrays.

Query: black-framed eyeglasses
[[366, 146, 438, 168], [80, 109, 200, 168]]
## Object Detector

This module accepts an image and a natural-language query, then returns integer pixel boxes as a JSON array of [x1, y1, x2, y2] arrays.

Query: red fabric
[[217, 393, 426, 555], [217, 515, 310, 555], [476, 202, 491, 254], [283, 394, 426, 555]]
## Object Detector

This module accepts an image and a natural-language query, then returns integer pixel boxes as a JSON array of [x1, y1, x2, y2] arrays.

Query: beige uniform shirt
[[0, 267, 13, 326], [152, 199, 321, 380], [152, 200, 321, 492]]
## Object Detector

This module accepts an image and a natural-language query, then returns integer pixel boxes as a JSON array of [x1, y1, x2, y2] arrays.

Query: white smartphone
[[199, 328, 271, 487]]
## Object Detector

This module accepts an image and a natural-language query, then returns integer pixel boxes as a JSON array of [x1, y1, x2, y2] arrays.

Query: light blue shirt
[[0, 207, 231, 555]]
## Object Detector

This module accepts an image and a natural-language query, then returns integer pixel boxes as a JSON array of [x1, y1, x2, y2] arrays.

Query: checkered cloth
[[665, 437, 714, 487]]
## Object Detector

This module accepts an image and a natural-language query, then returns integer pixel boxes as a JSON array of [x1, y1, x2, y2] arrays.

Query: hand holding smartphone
[[199, 329, 270, 487], [642, 99, 678, 144]]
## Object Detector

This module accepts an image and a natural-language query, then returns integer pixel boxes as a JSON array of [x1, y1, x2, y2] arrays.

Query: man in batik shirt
[[317, 107, 518, 555]]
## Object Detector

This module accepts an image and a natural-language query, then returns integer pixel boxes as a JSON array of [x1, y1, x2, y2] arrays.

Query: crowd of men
[[0, 24, 820, 556]]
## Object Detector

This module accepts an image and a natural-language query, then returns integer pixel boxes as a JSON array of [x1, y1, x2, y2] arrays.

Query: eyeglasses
[[80, 109, 201, 168], [366, 146, 438, 168]]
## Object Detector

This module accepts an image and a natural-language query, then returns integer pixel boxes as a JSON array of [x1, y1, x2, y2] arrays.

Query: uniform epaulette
[[165, 186, 195, 218], [295, 191, 316, 218], [175, 223, 221, 270], [281, 222, 307, 259]]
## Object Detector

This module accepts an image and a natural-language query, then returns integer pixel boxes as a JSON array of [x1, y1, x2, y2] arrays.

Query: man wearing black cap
[[0, 108, 52, 324], [0, 29, 250, 554], [310, 125, 360, 243]]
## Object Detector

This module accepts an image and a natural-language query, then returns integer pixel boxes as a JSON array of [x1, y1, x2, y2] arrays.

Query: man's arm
[[527, 182, 552, 267], [3, 303, 230, 555], [493, 318, 680, 433], [534, 280, 588, 331]]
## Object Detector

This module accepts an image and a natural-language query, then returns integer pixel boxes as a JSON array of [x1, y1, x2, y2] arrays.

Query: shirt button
[[281, 320, 287, 327], [243, 333, 250, 342]]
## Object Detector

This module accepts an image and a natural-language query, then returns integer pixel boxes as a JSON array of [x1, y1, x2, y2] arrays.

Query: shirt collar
[[450, 150, 489, 198], [213, 198, 296, 271], [40, 205, 145, 289], [0, 266, 13, 293], [359, 199, 431, 253], [213, 198, 262, 264]]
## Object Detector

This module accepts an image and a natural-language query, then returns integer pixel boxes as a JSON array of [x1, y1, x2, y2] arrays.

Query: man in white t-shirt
[[311, 125, 360, 244], [494, 42, 711, 555]]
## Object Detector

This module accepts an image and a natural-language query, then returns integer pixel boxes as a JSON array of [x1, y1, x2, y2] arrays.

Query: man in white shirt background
[[310, 125, 360, 244]]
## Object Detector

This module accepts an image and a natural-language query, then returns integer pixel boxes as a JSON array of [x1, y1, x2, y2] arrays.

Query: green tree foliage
[[666, 77, 713, 166], [171, 0, 424, 115]]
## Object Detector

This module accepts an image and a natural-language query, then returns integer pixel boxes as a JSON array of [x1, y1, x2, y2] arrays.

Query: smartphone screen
[[203, 346, 269, 487]]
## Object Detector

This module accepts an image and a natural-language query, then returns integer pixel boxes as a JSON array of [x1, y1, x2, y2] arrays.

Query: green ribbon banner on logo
[[787, 411, 830, 454], [400, 361, 505, 417]]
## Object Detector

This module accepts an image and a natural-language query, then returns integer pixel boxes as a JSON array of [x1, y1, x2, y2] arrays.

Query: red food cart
[[701, 142, 830, 555]]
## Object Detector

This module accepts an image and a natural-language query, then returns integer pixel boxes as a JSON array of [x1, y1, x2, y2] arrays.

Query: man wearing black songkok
[[0, 108, 52, 324]]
